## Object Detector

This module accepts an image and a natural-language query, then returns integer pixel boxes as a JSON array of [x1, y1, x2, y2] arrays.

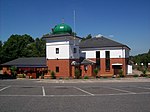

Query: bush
[[17, 74, 26, 78], [141, 74, 148, 77], [103, 76, 107, 79], [75, 68, 80, 79], [133, 74, 139, 77], [142, 69, 147, 75], [51, 71, 56, 79], [84, 76, 89, 79], [93, 68, 99, 77], [119, 69, 124, 78]]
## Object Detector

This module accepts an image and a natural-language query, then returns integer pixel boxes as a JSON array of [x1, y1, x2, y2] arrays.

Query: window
[[56, 48, 59, 54], [96, 51, 100, 69], [56, 66, 59, 72], [74, 48, 77, 53], [106, 51, 110, 58], [96, 51, 100, 58], [105, 51, 110, 70], [106, 59, 110, 70]]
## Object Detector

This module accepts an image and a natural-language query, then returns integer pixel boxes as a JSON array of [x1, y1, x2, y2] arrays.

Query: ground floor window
[[105, 59, 110, 70], [56, 66, 59, 73]]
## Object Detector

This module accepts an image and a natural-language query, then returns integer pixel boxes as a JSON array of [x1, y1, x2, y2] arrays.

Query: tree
[[71, 32, 77, 36], [1, 34, 34, 64], [0, 34, 46, 64], [10, 66, 17, 78], [130, 49, 150, 67], [23, 38, 45, 57], [81, 34, 92, 41]]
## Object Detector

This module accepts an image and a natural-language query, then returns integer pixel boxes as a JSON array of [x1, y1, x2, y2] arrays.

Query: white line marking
[[136, 86, 150, 90], [74, 87, 94, 96], [42, 86, 46, 96], [0, 92, 149, 97], [105, 87, 136, 94], [0, 86, 11, 92]]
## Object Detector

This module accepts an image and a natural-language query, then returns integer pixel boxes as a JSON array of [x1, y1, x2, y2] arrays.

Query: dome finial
[[62, 18, 64, 24]]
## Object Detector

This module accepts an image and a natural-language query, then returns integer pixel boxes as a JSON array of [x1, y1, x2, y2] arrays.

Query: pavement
[[0, 78, 150, 112]]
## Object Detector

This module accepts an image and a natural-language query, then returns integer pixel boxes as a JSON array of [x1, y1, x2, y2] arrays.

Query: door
[[113, 65, 122, 75]]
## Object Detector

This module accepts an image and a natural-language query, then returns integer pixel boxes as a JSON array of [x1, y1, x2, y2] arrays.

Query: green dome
[[52, 23, 72, 34]]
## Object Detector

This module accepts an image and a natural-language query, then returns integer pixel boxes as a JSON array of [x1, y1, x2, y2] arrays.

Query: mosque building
[[43, 23, 131, 78], [1, 23, 131, 78]]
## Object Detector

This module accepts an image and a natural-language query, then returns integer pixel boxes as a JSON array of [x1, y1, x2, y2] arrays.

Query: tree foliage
[[0, 34, 46, 64], [130, 49, 150, 66], [81, 34, 92, 41]]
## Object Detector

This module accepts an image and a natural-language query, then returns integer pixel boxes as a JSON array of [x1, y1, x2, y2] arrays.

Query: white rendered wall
[[46, 43, 69, 59], [127, 65, 132, 74], [81, 48, 129, 59], [46, 39, 80, 59]]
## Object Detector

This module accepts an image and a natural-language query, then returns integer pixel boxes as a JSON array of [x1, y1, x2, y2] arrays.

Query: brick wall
[[47, 59, 79, 78], [88, 58, 128, 76]]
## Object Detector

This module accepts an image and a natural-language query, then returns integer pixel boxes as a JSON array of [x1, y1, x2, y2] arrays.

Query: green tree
[[1, 34, 34, 63], [23, 38, 45, 57], [10, 66, 17, 78], [71, 32, 77, 36], [131, 49, 150, 67], [81, 34, 92, 41]]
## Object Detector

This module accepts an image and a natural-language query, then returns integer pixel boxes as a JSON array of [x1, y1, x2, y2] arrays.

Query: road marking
[[105, 87, 136, 94], [0, 86, 11, 92], [42, 86, 46, 96], [136, 86, 150, 90], [0, 92, 150, 97], [74, 87, 94, 96]]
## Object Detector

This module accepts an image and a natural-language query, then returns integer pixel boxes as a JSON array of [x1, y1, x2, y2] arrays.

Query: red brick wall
[[88, 58, 128, 76], [2, 67, 11, 75], [81, 65, 94, 77], [47, 59, 79, 78]]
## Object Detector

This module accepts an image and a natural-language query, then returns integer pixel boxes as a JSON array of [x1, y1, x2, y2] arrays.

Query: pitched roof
[[81, 59, 96, 65], [1, 57, 47, 67], [79, 36, 130, 49]]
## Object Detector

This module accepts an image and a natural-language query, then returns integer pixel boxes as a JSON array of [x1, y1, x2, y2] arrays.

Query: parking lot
[[0, 79, 150, 112]]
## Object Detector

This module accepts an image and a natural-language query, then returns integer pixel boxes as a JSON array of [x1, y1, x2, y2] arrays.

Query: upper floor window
[[106, 51, 110, 58], [96, 51, 100, 69], [56, 48, 59, 54], [74, 48, 77, 53], [105, 51, 110, 70]]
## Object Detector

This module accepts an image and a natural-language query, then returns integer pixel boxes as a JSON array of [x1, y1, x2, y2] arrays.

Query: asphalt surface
[[0, 79, 150, 112]]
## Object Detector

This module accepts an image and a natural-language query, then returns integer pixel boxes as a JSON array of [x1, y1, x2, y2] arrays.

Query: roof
[[81, 59, 96, 65], [43, 33, 82, 40], [1, 57, 47, 67], [79, 36, 130, 49]]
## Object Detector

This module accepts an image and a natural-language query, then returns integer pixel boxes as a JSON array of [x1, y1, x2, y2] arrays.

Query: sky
[[0, 0, 150, 56]]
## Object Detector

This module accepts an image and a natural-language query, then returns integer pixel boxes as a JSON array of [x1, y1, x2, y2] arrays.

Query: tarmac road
[[0, 79, 150, 112]]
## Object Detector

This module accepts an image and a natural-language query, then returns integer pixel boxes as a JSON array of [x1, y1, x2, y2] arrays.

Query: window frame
[[73, 48, 77, 53], [105, 51, 110, 71], [56, 48, 59, 54], [56, 66, 59, 73]]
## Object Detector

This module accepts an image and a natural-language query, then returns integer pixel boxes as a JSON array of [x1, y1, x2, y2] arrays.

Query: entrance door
[[113, 65, 122, 75]]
